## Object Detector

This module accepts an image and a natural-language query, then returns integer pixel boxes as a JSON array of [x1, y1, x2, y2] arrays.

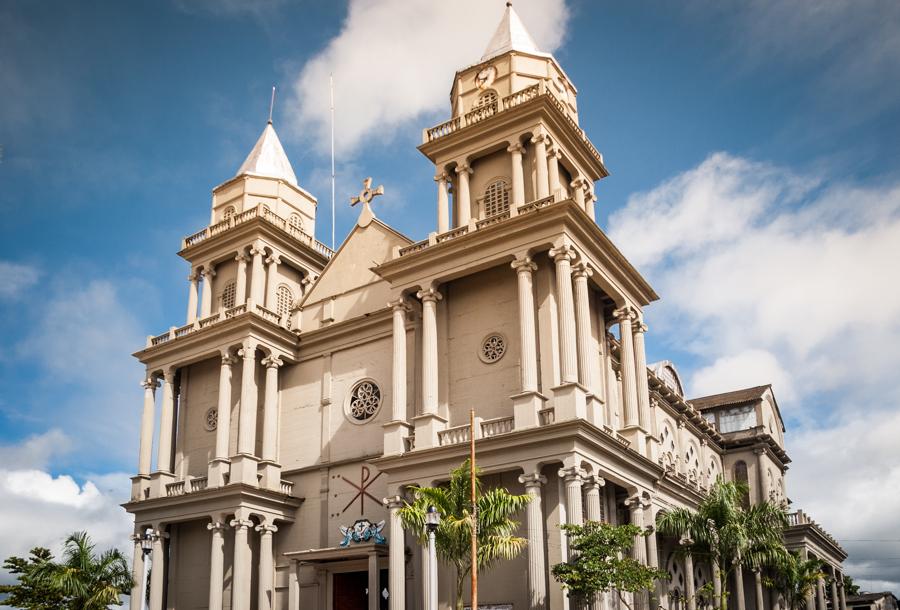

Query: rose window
[[348, 380, 382, 422], [479, 334, 507, 363], [204, 408, 218, 431]]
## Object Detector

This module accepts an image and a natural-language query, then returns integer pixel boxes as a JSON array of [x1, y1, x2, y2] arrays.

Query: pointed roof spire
[[481, 2, 546, 62], [235, 122, 298, 187]]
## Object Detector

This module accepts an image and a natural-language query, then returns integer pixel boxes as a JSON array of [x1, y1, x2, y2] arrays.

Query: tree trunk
[[713, 558, 723, 610]]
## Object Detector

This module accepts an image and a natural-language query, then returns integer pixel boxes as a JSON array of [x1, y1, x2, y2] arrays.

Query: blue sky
[[1, 0, 899, 592]]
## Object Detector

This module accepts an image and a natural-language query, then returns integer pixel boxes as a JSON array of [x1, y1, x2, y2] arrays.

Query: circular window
[[346, 379, 383, 424], [479, 333, 507, 363], [204, 408, 218, 431]]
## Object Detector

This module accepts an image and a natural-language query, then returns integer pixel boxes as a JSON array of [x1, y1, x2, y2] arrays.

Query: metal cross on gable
[[350, 177, 384, 207]]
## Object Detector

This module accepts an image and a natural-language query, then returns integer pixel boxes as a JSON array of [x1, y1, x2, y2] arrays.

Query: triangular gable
[[303, 218, 411, 306]]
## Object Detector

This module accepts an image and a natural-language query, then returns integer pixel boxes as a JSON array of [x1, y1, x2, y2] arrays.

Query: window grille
[[347, 380, 382, 422], [289, 213, 303, 232], [223, 206, 236, 221], [476, 90, 498, 109], [483, 179, 510, 217], [276, 284, 294, 319], [220, 281, 236, 309]]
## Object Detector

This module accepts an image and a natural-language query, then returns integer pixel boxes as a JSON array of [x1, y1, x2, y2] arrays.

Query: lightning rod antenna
[[330, 74, 336, 251], [268, 86, 276, 124]]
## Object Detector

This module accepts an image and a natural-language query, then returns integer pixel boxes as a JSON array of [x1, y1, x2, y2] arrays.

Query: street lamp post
[[426, 505, 441, 610], [139, 530, 154, 610]]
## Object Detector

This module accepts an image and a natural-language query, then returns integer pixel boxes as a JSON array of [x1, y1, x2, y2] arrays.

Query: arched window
[[684, 443, 700, 482], [734, 460, 750, 506], [275, 284, 294, 319], [289, 213, 303, 233], [483, 178, 511, 217], [475, 90, 498, 110], [222, 206, 236, 221], [708, 457, 720, 486], [220, 281, 236, 310]]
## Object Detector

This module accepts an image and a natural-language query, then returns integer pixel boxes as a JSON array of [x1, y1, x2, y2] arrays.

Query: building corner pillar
[[207, 520, 227, 610], [435, 172, 450, 233], [260, 354, 283, 490], [230, 517, 253, 610], [385, 299, 413, 455], [511, 255, 544, 429], [256, 523, 278, 610]]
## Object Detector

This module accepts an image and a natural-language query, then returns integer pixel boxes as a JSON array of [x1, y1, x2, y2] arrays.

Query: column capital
[[162, 368, 177, 384], [235, 251, 250, 263], [583, 474, 606, 491], [518, 472, 548, 488], [238, 341, 257, 360], [250, 245, 266, 257], [388, 298, 412, 313], [454, 163, 473, 175], [201, 266, 217, 279], [220, 350, 238, 366], [572, 262, 594, 280], [383, 495, 406, 510], [229, 518, 253, 530], [624, 492, 652, 509], [255, 523, 278, 535], [548, 244, 576, 263], [570, 176, 587, 190], [548, 146, 562, 160], [188, 270, 201, 282], [207, 521, 228, 533], [530, 133, 550, 146], [141, 377, 160, 391], [679, 534, 694, 546], [558, 466, 586, 483], [262, 355, 284, 369], [433, 171, 449, 183], [506, 142, 526, 154], [265, 253, 281, 266], [511, 255, 537, 274], [416, 287, 442, 303], [612, 306, 638, 324]]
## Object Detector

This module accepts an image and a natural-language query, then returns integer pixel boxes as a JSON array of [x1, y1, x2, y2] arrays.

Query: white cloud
[[0, 261, 40, 300], [286, 0, 570, 156], [0, 435, 133, 585], [608, 152, 900, 589]]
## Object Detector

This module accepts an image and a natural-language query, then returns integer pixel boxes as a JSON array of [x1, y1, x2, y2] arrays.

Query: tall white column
[[235, 252, 249, 305], [130, 534, 145, 609], [260, 356, 282, 463], [138, 377, 159, 476], [615, 308, 640, 428], [455, 164, 472, 227], [559, 466, 585, 526], [632, 320, 651, 435], [149, 529, 165, 610], [230, 518, 253, 610], [264, 254, 281, 311], [756, 569, 766, 610], [548, 148, 561, 199], [817, 577, 827, 610], [839, 576, 848, 610], [257, 523, 278, 610], [390, 300, 408, 421], [385, 496, 406, 610], [435, 172, 450, 233], [571, 177, 586, 209], [645, 505, 661, 610], [249, 244, 266, 305], [586, 188, 597, 222], [519, 473, 548, 610], [625, 495, 647, 564], [418, 287, 441, 415], [156, 369, 176, 474], [186, 271, 200, 323], [237, 342, 258, 455], [573, 263, 597, 393], [508, 142, 526, 208], [200, 265, 216, 318], [550, 245, 578, 384], [532, 133, 549, 199], [208, 521, 226, 610], [734, 562, 747, 610], [682, 538, 697, 610], [512, 256, 539, 393], [211, 352, 236, 485], [584, 475, 605, 522]]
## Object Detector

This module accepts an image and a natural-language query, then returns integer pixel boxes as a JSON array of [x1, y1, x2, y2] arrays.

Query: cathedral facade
[[124, 6, 848, 610]]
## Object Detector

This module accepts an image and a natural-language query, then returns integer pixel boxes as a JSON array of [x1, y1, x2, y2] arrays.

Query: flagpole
[[470, 408, 478, 610], [330, 73, 336, 251]]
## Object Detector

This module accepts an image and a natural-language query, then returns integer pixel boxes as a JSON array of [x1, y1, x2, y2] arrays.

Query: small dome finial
[[267, 85, 276, 125]]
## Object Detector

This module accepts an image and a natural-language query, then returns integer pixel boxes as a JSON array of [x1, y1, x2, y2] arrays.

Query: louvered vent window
[[276, 284, 294, 319], [220, 281, 236, 309], [483, 179, 510, 217], [476, 90, 498, 109]]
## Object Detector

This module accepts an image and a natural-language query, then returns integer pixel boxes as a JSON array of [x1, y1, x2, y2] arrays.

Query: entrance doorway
[[332, 570, 389, 610]]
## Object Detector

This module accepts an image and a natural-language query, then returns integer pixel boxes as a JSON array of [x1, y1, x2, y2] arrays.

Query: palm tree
[[656, 478, 788, 610], [35, 531, 133, 609], [398, 459, 531, 610], [766, 552, 824, 610]]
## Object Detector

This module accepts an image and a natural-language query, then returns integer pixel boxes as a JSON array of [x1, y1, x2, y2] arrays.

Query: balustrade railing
[[165, 481, 185, 497], [181, 203, 334, 259], [435, 225, 469, 243], [438, 424, 471, 446], [280, 480, 294, 495], [538, 408, 555, 426], [402, 435, 415, 452], [189, 476, 208, 493], [481, 416, 514, 438], [398, 239, 429, 256], [255, 304, 281, 325], [224, 304, 246, 318], [517, 195, 555, 215]]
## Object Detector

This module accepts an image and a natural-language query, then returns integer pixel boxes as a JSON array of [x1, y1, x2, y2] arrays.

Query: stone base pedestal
[[258, 460, 282, 491], [552, 382, 587, 421], [229, 454, 260, 486], [586, 393, 605, 428], [130, 474, 150, 502], [208, 457, 231, 488], [148, 471, 175, 499], [511, 390, 548, 429], [383, 420, 414, 455], [619, 425, 647, 454], [411, 413, 448, 449]]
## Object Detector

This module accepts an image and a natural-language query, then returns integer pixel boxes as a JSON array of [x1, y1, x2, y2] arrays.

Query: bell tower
[[419, 2, 608, 234]]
